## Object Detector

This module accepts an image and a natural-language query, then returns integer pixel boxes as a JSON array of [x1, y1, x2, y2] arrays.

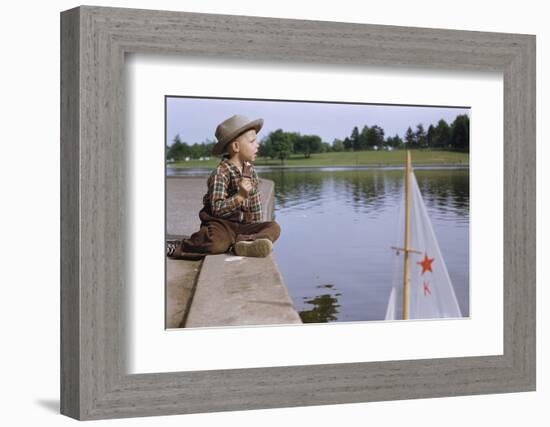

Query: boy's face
[[232, 129, 259, 163]]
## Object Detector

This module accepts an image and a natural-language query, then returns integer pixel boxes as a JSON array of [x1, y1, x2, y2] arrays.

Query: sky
[[166, 96, 470, 146]]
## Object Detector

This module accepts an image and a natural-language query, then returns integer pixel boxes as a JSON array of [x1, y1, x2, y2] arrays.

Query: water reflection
[[261, 168, 469, 221], [414, 170, 469, 221], [299, 284, 341, 323]]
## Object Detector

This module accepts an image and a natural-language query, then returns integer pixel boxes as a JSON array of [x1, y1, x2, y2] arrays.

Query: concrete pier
[[166, 258, 202, 328], [185, 254, 301, 327], [166, 176, 301, 328]]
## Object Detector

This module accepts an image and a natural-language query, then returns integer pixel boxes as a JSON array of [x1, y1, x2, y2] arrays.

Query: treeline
[[166, 115, 469, 161], [259, 130, 328, 160], [260, 115, 469, 162], [166, 135, 215, 161], [334, 114, 469, 152], [400, 114, 469, 151]]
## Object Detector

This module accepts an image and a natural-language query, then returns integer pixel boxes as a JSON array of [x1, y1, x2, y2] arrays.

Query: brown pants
[[182, 208, 281, 255]]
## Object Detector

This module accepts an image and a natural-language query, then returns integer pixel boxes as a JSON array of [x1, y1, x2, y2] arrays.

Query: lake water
[[260, 167, 470, 323], [168, 166, 470, 323]]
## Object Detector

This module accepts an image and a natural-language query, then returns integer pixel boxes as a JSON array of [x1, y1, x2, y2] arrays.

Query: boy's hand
[[238, 178, 253, 198]]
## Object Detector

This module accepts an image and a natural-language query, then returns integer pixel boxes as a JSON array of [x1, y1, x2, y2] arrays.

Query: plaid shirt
[[203, 159, 262, 223]]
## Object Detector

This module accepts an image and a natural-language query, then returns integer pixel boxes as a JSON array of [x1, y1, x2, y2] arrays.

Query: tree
[[343, 137, 353, 151], [204, 141, 216, 156], [258, 136, 272, 158], [350, 126, 360, 151], [264, 129, 294, 165], [415, 124, 427, 148], [294, 134, 322, 158], [166, 134, 190, 161], [386, 134, 403, 149], [404, 126, 416, 148], [320, 142, 331, 153], [332, 138, 345, 152], [359, 125, 370, 150], [366, 125, 385, 149], [450, 114, 470, 151], [189, 143, 208, 159], [427, 125, 435, 148], [433, 119, 451, 148]]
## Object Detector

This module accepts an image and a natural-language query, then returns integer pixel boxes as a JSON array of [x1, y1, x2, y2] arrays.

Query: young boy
[[167, 114, 281, 259]]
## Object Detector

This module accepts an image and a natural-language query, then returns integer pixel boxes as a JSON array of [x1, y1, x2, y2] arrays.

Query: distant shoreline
[[167, 149, 469, 170], [167, 164, 469, 177]]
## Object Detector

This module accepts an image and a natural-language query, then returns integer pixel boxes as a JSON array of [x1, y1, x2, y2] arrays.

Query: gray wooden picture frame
[[60, 5, 536, 421]]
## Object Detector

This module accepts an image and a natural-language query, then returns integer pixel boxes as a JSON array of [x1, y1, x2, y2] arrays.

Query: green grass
[[167, 149, 469, 169]]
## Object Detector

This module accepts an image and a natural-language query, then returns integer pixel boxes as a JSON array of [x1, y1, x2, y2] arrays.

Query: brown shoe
[[166, 240, 205, 260], [234, 238, 272, 257]]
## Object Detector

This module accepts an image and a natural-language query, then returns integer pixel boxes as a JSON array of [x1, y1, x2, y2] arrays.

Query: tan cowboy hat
[[212, 114, 264, 155]]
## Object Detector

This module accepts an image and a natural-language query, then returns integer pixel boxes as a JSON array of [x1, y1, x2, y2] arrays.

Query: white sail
[[385, 171, 462, 320]]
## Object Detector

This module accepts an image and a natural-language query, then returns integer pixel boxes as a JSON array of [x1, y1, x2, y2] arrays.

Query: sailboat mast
[[402, 151, 411, 320]]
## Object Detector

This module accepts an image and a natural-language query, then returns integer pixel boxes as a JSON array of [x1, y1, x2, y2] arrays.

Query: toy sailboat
[[385, 151, 462, 320]]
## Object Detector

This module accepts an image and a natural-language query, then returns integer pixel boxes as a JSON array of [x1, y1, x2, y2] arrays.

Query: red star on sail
[[417, 253, 435, 275]]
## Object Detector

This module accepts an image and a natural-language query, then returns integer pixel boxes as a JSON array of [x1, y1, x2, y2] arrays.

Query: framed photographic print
[[164, 96, 471, 330], [61, 5, 535, 420]]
